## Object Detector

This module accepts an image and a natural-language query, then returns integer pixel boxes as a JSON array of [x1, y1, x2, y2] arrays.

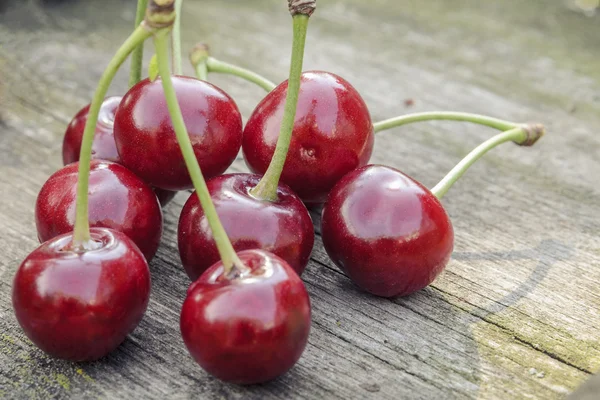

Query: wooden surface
[[1, 0, 599, 398]]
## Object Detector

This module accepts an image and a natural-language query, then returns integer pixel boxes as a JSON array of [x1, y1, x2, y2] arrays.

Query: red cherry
[[180, 249, 311, 384], [12, 228, 151, 361], [321, 165, 454, 297], [62, 96, 122, 165], [178, 173, 314, 281], [242, 71, 374, 205], [35, 160, 163, 261], [114, 76, 243, 191], [62, 96, 177, 207]]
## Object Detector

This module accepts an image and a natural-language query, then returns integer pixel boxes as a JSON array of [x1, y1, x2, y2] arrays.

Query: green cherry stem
[[172, 0, 183, 75], [430, 124, 545, 199], [206, 57, 276, 91], [189, 43, 274, 89], [154, 30, 246, 275], [73, 25, 155, 247], [189, 43, 209, 81], [250, 3, 314, 201], [373, 112, 518, 134], [129, 0, 148, 87], [195, 61, 209, 81]]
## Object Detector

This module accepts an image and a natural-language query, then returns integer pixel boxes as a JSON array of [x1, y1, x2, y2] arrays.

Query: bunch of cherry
[[11, 0, 544, 385]]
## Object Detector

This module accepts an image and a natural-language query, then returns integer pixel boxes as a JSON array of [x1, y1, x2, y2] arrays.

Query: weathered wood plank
[[1, 0, 599, 399], [568, 373, 600, 400]]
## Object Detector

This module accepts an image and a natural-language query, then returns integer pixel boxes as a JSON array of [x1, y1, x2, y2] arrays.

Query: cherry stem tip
[[289, 0, 316, 16], [190, 43, 210, 67], [518, 123, 545, 147], [146, 0, 175, 28]]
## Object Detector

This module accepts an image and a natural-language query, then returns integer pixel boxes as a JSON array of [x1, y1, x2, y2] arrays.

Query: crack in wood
[[435, 286, 593, 375], [311, 319, 451, 394]]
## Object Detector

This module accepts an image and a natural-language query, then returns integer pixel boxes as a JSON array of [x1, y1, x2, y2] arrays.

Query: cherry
[[321, 165, 454, 297], [321, 125, 545, 297], [11, 0, 161, 363], [36, 160, 163, 261], [147, 2, 314, 384], [12, 228, 151, 361], [242, 70, 374, 205], [180, 249, 311, 384], [178, 173, 314, 281], [62, 96, 177, 207], [63, 96, 122, 165], [113, 76, 243, 191]]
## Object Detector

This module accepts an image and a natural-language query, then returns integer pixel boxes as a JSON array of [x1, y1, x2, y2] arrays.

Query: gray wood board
[[0, 0, 599, 399]]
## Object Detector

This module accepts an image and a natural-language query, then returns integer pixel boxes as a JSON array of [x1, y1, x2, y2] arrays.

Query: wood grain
[[1, 0, 599, 398]]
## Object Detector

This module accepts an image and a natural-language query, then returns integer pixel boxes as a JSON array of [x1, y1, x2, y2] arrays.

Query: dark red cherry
[[242, 71, 374, 205], [35, 160, 163, 261], [178, 173, 314, 281], [62, 96, 122, 165], [114, 76, 243, 191], [61, 96, 177, 207], [321, 165, 454, 297], [180, 249, 311, 384], [12, 228, 151, 361]]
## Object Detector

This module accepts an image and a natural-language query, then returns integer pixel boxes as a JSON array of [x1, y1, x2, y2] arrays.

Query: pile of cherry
[[11, 0, 545, 386]]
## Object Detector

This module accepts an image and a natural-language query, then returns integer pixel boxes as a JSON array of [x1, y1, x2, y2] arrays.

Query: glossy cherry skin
[[242, 71, 374, 205], [321, 165, 454, 297], [180, 249, 311, 384], [178, 173, 314, 281], [35, 160, 163, 261], [62, 96, 177, 207], [12, 228, 151, 361], [114, 76, 243, 191], [62, 96, 122, 165]]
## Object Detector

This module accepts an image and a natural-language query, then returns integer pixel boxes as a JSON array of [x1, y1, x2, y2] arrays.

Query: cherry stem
[[250, 13, 310, 201], [430, 124, 545, 199], [129, 0, 148, 88], [189, 43, 209, 81], [195, 62, 209, 81], [154, 30, 246, 276], [373, 112, 518, 134], [206, 57, 276, 92], [172, 0, 183, 75], [73, 25, 154, 247], [189, 44, 274, 89]]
